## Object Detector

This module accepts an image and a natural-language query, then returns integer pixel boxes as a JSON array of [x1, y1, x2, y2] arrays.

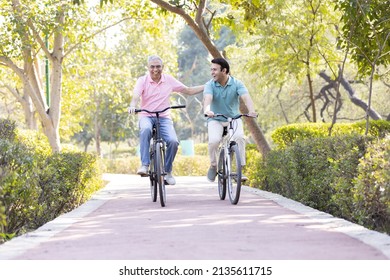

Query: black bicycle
[[206, 113, 256, 205], [135, 105, 185, 207]]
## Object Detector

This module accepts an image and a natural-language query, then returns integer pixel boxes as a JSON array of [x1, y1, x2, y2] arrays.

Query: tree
[[335, 0, 390, 133], [63, 5, 183, 155], [0, 0, 100, 152], [0, 68, 38, 129], [98, 0, 272, 156], [232, 0, 342, 122]]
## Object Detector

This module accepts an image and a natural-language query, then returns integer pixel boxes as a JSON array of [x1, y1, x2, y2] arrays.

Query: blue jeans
[[138, 117, 179, 173]]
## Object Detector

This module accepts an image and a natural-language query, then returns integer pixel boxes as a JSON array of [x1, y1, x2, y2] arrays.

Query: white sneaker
[[164, 172, 176, 185], [137, 165, 149, 176]]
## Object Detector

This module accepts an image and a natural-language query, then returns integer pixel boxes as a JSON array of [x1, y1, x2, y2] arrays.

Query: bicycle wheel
[[227, 143, 242, 204], [217, 148, 226, 200], [149, 144, 157, 202], [155, 142, 166, 207]]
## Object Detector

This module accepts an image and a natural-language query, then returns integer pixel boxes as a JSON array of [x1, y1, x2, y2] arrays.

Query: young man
[[128, 55, 204, 185], [203, 57, 257, 182]]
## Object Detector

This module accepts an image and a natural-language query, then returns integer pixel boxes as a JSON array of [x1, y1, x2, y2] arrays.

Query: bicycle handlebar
[[204, 113, 257, 119], [135, 105, 186, 114]]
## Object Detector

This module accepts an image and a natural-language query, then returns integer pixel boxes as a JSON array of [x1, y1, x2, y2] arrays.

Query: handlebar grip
[[171, 105, 186, 109], [134, 109, 141, 113]]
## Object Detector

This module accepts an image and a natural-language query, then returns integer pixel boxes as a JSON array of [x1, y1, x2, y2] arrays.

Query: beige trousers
[[207, 119, 246, 167]]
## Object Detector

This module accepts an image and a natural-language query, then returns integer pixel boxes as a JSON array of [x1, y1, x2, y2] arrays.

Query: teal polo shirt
[[204, 76, 248, 122]]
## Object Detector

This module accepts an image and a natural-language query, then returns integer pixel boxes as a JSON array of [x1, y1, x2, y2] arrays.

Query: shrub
[[15, 129, 52, 158], [271, 120, 390, 148], [0, 119, 104, 243], [0, 119, 16, 141], [353, 135, 390, 233], [194, 143, 208, 156], [252, 134, 369, 217], [173, 155, 209, 176], [34, 152, 102, 227], [101, 157, 140, 174], [0, 139, 40, 239]]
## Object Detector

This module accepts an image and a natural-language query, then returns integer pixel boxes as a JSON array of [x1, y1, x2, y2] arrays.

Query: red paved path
[[1, 174, 390, 260]]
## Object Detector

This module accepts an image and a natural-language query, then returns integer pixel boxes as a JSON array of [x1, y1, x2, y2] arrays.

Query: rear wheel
[[217, 148, 226, 200], [156, 142, 166, 207], [227, 143, 242, 205]]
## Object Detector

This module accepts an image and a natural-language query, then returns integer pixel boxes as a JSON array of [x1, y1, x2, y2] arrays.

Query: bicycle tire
[[156, 142, 166, 207], [149, 144, 157, 202], [217, 148, 226, 200], [227, 143, 242, 204]]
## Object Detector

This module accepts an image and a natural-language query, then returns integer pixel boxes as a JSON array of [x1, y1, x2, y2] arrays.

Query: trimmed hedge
[[247, 130, 390, 234], [353, 135, 390, 233], [271, 120, 390, 148], [0, 119, 103, 243]]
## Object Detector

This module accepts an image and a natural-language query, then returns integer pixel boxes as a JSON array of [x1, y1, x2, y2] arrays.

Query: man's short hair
[[211, 57, 230, 74], [148, 55, 163, 65]]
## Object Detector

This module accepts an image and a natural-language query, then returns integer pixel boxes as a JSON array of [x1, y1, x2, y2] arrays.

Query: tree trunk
[[239, 101, 271, 157], [95, 113, 102, 157], [5, 0, 66, 153], [3, 85, 38, 130], [307, 72, 317, 122], [22, 91, 38, 130]]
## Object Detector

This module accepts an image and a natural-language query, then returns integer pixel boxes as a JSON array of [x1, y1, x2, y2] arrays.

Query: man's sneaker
[[241, 174, 248, 182], [207, 166, 217, 182], [164, 172, 176, 185], [137, 165, 149, 176]]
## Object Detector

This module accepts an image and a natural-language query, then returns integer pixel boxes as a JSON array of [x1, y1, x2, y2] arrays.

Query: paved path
[[1, 174, 390, 260]]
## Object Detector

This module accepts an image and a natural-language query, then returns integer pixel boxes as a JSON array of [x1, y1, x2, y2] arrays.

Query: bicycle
[[135, 105, 185, 207], [206, 113, 256, 205]]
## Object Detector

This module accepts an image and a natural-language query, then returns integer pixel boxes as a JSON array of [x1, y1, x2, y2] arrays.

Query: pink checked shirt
[[134, 74, 186, 118]]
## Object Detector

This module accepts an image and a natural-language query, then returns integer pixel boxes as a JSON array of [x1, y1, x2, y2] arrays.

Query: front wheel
[[155, 142, 166, 207], [149, 145, 157, 202], [217, 148, 226, 200], [227, 143, 242, 205]]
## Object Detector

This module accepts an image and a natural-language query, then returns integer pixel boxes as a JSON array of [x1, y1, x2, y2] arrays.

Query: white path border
[[243, 185, 390, 259], [0, 175, 122, 260]]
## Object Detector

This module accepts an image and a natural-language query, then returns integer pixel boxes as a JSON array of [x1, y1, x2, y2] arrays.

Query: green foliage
[[271, 120, 390, 148], [101, 157, 140, 174], [335, 0, 390, 76], [0, 138, 39, 237], [243, 146, 263, 187], [0, 119, 16, 141], [34, 152, 103, 227], [173, 155, 209, 176], [248, 129, 390, 234], [0, 120, 103, 243], [353, 135, 390, 233], [194, 143, 208, 156], [15, 129, 52, 158], [252, 134, 368, 212]]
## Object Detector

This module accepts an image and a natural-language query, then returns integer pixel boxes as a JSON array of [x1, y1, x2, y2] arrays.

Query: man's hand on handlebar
[[204, 110, 215, 118], [128, 106, 136, 115], [247, 111, 258, 118]]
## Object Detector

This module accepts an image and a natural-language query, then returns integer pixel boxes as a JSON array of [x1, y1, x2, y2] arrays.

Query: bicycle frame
[[207, 113, 255, 204], [135, 105, 185, 207]]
